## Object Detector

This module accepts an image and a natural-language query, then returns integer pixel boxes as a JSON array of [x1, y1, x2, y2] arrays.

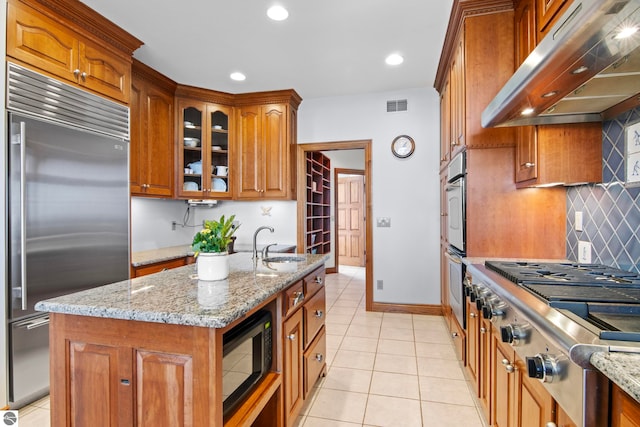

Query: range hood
[[482, 0, 640, 127]]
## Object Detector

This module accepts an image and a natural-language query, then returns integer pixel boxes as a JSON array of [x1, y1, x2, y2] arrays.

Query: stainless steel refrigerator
[[5, 63, 130, 408]]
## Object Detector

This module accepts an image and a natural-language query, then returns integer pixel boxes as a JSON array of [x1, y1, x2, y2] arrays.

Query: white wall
[[298, 88, 441, 305], [130, 197, 297, 252]]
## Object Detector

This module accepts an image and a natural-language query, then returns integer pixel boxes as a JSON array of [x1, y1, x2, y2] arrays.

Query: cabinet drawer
[[304, 288, 325, 348], [303, 326, 326, 397], [132, 257, 187, 278], [304, 267, 325, 297], [283, 281, 304, 318]]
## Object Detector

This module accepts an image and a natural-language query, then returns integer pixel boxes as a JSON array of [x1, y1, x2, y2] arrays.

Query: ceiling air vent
[[386, 99, 408, 112]]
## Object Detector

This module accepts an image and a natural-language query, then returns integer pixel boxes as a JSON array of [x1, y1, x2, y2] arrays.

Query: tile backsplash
[[566, 107, 640, 274]]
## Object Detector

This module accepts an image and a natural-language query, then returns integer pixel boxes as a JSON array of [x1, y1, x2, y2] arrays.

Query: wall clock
[[391, 135, 415, 158]]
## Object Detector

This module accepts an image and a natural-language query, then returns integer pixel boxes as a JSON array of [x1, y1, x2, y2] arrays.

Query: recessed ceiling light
[[521, 107, 535, 116], [267, 5, 289, 21], [230, 72, 246, 81], [385, 53, 404, 66]]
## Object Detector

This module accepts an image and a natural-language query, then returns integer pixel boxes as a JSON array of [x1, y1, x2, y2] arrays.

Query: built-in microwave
[[222, 310, 273, 418]]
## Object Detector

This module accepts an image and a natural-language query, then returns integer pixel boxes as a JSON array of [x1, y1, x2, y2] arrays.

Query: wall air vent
[[386, 99, 408, 112]]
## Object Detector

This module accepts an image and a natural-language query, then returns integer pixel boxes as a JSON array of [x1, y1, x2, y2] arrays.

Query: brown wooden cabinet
[[6, 0, 140, 104], [479, 317, 492, 422], [515, 357, 555, 427], [282, 266, 326, 426], [131, 256, 194, 278], [440, 79, 452, 168], [177, 97, 233, 199], [235, 101, 298, 200], [130, 60, 176, 197], [515, 123, 602, 187], [305, 152, 331, 255], [492, 335, 518, 427], [466, 299, 480, 392], [612, 383, 640, 427], [537, 0, 573, 39]]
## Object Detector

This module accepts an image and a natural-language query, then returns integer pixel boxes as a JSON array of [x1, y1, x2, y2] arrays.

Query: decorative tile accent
[[566, 107, 640, 274]]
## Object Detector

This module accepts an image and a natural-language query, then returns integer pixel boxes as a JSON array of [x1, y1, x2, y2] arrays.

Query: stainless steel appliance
[[467, 261, 640, 426], [222, 310, 273, 418], [483, 0, 640, 127], [445, 152, 466, 329], [5, 63, 130, 408], [446, 152, 465, 253]]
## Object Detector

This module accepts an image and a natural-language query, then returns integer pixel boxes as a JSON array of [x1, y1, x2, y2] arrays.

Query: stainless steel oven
[[446, 152, 465, 253], [445, 249, 465, 329]]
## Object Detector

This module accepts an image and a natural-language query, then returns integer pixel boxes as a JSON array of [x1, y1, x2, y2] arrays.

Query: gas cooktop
[[484, 261, 640, 287], [484, 260, 640, 341]]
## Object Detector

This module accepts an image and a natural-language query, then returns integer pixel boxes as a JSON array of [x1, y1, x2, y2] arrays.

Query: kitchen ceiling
[[80, 0, 453, 100]]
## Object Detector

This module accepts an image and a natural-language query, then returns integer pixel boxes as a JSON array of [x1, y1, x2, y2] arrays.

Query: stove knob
[[526, 354, 560, 383], [482, 300, 505, 320], [500, 324, 528, 345]]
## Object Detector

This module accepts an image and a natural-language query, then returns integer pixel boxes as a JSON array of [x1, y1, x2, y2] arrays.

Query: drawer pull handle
[[314, 310, 323, 318], [502, 358, 515, 373], [452, 332, 458, 338], [470, 312, 476, 318], [120, 379, 130, 386], [314, 276, 323, 284], [293, 291, 305, 305], [287, 334, 296, 341], [480, 327, 486, 333], [315, 353, 324, 362], [521, 162, 535, 168]]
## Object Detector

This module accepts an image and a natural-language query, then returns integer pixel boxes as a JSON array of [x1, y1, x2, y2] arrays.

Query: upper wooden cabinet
[[537, 0, 573, 39], [434, 2, 515, 154], [130, 60, 176, 197], [6, 0, 141, 104], [235, 91, 301, 200], [176, 97, 233, 200], [515, 0, 537, 68]]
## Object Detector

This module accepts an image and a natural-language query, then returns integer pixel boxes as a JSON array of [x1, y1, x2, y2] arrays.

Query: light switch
[[376, 217, 391, 227]]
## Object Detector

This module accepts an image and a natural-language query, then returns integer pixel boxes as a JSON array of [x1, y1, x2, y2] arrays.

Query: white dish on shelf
[[184, 121, 196, 129], [183, 181, 199, 191], [212, 178, 227, 191], [184, 137, 200, 147], [213, 125, 223, 130], [212, 145, 223, 151]]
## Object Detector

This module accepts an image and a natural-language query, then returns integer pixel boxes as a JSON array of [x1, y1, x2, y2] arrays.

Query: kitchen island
[[35, 252, 327, 426]]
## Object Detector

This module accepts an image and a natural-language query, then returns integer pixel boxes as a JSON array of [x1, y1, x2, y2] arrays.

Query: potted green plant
[[192, 215, 239, 281]]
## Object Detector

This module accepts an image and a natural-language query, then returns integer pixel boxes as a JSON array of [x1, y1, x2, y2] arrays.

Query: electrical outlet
[[575, 211, 583, 231], [377, 217, 391, 227], [578, 241, 592, 264], [171, 221, 177, 231], [377, 280, 383, 290]]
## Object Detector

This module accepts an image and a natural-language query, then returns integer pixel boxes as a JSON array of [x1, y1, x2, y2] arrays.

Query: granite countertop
[[131, 243, 297, 267], [36, 252, 327, 329], [591, 352, 640, 402]]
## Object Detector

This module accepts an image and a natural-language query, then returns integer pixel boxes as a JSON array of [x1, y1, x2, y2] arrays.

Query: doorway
[[336, 169, 365, 268], [296, 140, 374, 311]]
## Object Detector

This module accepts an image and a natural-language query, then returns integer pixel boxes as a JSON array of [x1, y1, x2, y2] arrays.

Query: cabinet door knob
[[452, 332, 458, 338], [314, 276, 323, 284], [470, 312, 476, 318], [120, 379, 130, 385], [545, 423, 557, 427], [522, 162, 535, 168], [502, 358, 515, 373], [314, 310, 323, 318], [80, 72, 87, 82], [73, 69, 80, 79], [480, 327, 486, 333], [315, 353, 324, 362], [287, 334, 296, 341]]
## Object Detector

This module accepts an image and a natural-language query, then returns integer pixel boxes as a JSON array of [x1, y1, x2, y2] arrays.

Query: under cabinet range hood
[[482, 0, 640, 127]]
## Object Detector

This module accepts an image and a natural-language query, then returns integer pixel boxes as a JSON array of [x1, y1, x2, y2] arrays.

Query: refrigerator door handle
[[15, 121, 28, 310]]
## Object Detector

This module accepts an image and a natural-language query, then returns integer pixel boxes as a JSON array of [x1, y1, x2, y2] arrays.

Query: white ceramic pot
[[197, 252, 230, 281]]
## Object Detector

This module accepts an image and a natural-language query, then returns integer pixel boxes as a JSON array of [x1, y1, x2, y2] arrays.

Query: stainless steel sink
[[262, 256, 306, 263]]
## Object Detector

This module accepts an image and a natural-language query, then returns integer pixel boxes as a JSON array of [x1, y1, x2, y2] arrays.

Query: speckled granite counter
[[591, 352, 640, 402], [131, 243, 297, 267], [36, 252, 327, 329]]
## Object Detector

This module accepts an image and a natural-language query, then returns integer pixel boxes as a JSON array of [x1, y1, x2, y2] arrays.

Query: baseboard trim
[[369, 302, 443, 316]]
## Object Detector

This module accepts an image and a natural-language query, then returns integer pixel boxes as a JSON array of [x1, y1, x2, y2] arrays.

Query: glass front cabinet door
[[178, 99, 231, 199]]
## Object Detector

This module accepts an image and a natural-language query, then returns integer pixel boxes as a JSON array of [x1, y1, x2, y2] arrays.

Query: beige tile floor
[[16, 265, 488, 427]]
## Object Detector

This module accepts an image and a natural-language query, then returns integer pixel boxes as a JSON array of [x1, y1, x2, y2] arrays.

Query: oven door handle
[[444, 251, 462, 264], [445, 182, 461, 192]]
